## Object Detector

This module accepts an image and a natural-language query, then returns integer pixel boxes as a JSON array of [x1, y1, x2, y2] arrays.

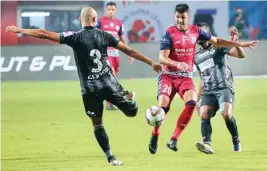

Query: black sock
[[94, 125, 113, 159], [225, 116, 240, 144], [161, 107, 170, 114], [201, 119, 212, 144]]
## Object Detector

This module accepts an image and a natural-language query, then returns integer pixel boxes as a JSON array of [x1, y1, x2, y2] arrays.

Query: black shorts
[[82, 83, 134, 118], [199, 88, 235, 117]]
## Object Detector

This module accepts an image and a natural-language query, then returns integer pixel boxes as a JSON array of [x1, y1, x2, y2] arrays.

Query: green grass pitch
[[2, 78, 267, 171]]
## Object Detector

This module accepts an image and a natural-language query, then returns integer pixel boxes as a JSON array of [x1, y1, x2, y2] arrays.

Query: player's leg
[[112, 57, 136, 104], [149, 75, 175, 154], [104, 82, 138, 117], [167, 77, 197, 152], [106, 57, 117, 110], [82, 93, 122, 166], [195, 94, 218, 154], [217, 89, 241, 152]]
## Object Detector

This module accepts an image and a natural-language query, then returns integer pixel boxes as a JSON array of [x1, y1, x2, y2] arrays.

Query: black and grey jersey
[[59, 26, 120, 93], [194, 46, 234, 93]]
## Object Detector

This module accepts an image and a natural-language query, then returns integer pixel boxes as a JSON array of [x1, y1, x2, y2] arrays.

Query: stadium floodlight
[[21, 12, 50, 17]]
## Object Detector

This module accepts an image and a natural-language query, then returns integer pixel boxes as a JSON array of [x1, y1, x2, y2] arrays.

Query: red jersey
[[96, 16, 124, 57], [160, 25, 211, 73]]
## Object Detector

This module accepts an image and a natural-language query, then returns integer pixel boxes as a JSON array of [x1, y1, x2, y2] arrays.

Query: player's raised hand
[[230, 27, 239, 41], [6, 25, 21, 33], [151, 62, 162, 73]]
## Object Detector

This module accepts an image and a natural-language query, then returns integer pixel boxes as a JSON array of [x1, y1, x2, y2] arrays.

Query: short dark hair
[[106, 1, 116, 7], [175, 3, 189, 13], [196, 22, 210, 29]]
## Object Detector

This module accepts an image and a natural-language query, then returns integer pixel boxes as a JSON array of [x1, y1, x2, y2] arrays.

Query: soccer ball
[[145, 106, 165, 127]]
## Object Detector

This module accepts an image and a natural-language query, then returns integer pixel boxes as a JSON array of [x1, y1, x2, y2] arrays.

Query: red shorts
[[107, 56, 120, 73], [157, 74, 195, 103]]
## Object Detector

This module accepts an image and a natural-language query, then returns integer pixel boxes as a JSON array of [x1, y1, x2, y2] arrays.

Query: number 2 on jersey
[[90, 49, 103, 73], [162, 85, 172, 95]]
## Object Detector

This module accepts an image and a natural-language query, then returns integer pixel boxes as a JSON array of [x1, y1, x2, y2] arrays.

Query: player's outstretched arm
[[6, 25, 60, 42], [116, 42, 162, 72], [209, 36, 259, 49], [119, 35, 135, 64]]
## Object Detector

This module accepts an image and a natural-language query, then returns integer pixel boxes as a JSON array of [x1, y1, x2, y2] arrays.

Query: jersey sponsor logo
[[107, 49, 120, 57], [162, 70, 193, 77], [104, 25, 109, 29], [198, 58, 215, 72], [0, 56, 76, 72], [175, 48, 194, 53], [175, 48, 194, 56]]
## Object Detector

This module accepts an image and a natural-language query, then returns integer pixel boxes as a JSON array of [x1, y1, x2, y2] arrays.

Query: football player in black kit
[[194, 22, 247, 154], [6, 7, 162, 166]]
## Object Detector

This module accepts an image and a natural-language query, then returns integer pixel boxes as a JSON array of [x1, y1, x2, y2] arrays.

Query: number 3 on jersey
[[90, 49, 103, 73]]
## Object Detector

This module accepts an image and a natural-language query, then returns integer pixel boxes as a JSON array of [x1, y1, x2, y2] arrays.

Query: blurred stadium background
[[1, 1, 267, 171]]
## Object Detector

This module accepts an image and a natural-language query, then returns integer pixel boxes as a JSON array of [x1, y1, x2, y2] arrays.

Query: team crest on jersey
[[115, 25, 120, 31], [191, 37, 197, 43], [174, 40, 181, 44], [110, 22, 114, 27], [182, 35, 188, 43]]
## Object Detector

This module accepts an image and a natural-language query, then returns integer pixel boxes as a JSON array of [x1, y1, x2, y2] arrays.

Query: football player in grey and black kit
[[6, 7, 162, 166], [194, 22, 249, 154]]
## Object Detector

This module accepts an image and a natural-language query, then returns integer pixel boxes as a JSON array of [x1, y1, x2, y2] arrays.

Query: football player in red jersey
[[148, 3, 258, 154], [96, 2, 134, 110]]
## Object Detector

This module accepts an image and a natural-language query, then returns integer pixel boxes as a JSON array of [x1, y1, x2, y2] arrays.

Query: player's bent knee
[[221, 111, 232, 120], [158, 95, 170, 107], [220, 102, 233, 120], [183, 90, 198, 102], [123, 103, 138, 117], [91, 117, 103, 126], [199, 106, 210, 119], [199, 112, 209, 119]]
